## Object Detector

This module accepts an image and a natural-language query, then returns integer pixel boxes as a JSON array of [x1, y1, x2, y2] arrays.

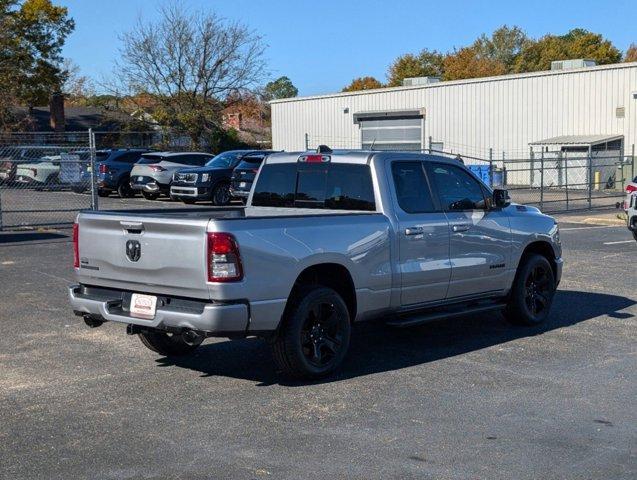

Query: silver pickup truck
[[69, 149, 562, 378]]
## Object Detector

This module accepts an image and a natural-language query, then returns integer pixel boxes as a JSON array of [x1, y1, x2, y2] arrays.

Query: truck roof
[[265, 150, 462, 165]]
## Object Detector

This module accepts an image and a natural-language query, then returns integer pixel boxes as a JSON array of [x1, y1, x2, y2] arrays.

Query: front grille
[[174, 172, 197, 183]]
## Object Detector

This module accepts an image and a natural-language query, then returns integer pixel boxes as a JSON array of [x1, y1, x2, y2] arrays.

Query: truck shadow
[[155, 289, 635, 386]]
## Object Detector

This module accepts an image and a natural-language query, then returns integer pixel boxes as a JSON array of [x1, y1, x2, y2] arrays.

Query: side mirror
[[493, 189, 511, 208]]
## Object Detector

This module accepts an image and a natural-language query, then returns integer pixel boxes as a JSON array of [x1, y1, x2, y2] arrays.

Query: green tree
[[624, 43, 637, 62], [387, 49, 444, 86], [474, 25, 528, 72], [263, 76, 298, 100], [4, 0, 74, 108], [514, 29, 621, 72], [342, 76, 383, 92]]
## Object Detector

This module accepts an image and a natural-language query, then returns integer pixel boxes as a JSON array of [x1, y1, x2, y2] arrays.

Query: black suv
[[229, 151, 277, 203], [170, 150, 275, 205]]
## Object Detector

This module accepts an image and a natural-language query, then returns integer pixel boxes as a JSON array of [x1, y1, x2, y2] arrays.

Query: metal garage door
[[360, 116, 423, 151]]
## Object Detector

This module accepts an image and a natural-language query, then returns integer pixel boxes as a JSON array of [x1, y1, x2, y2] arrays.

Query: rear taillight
[[72, 223, 79, 269], [626, 184, 637, 193], [99, 163, 108, 174], [150, 165, 166, 172], [207, 232, 242, 282]]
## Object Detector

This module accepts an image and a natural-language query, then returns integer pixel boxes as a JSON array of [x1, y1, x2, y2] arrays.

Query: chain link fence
[[304, 133, 636, 213], [0, 131, 99, 230]]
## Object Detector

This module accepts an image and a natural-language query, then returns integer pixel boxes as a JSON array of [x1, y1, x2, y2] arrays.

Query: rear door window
[[252, 162, 376, 211], [391, 161, 436, 213]]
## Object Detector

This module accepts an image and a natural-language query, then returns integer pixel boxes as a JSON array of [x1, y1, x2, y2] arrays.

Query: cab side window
[[391, 161, 436, 213], [427, 164, 486, 211]]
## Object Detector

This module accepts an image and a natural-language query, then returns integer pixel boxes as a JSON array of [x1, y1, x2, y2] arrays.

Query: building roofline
[[270, 61, 637, 105]]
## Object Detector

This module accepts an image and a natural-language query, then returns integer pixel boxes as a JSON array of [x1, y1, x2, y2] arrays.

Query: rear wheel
[[138, 330, 202, 356], [211, 182, 231, 206], [504, 254, 556, 326], [271, 286, 351, 379], [97, 189, 110, 197], [142, 191, 159, 200], [117, 177, 135, 198]]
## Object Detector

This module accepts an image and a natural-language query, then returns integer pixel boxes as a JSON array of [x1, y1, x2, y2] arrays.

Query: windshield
[[137, 154, 163, 164], [205, 151, 244, 168]]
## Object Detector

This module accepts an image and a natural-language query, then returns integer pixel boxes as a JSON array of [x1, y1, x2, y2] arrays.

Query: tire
[[97, 189, 110, 197], [138, 330, 202, 356], [142, 191, 159, 200], [271, 286, 351, 379], [117, 177, 134, 198], [211, 182, 231, 206], [504, 253, 556, 326]]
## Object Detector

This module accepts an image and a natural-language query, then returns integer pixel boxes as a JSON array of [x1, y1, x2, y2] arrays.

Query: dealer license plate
[[130, 293, 157, 319]]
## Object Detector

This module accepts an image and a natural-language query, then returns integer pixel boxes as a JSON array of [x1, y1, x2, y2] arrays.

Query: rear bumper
[[130, 177, 168, 193], [68, 284, 249, 335]]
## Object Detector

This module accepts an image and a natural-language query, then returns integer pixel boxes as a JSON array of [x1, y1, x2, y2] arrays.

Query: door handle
[[452, 224, 471, 232], [404, 226, 424, 236]]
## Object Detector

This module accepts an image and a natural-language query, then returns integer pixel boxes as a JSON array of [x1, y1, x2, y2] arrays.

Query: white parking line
[[560, 225, 623, 231], [603, 240, 634, 245]]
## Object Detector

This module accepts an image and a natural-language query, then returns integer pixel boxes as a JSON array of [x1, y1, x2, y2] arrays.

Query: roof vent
[[550, 59, 596, 71], [402, 76, 441, 86]]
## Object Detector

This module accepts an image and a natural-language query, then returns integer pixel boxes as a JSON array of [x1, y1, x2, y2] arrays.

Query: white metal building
[[271, 62, 637, 162]]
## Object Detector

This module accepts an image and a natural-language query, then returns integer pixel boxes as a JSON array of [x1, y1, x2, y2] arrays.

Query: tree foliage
[[0, 0, 74, 109], [474, 25, 528, 72], [387, 49, 444, 86], [625, 43, 637, 62], [513, 29, 621, 72], [263, 76, 298, 100], [112, 3, 266, 148], [342, 76, 383, 92], [443, 46, 507, 80]]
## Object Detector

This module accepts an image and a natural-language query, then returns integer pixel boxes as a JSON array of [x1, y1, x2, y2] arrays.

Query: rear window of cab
[[252, 162, 376, 211]]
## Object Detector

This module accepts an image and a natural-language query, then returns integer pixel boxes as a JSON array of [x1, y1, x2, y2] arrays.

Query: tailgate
[[76, 212, 212, 299]]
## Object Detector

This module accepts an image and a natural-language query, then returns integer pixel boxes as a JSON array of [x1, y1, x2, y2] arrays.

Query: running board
[[387, 303, 506, 328]]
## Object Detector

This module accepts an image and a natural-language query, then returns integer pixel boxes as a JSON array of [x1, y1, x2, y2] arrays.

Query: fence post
[[587, 148, 592, 210], [89, 129, 98, 211], [0, 184, 3, 232], [540, 150, 544, 211], [304, 133, 309, 151], [562, 151, 569, 210], [632, 144, 635, 180]]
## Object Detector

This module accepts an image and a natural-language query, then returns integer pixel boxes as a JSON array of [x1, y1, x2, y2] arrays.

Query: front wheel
[[142, 191, 159, 200], [138, 330, 202, 356], [270, 286, 351, 379], [117, 178, 135, 198], [504, 254, 556, 326], [211, 182, 231, 206]]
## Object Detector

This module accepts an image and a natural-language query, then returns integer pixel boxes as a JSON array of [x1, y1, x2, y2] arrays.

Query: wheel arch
[[286, 262, 357, 323], [519, 240, 558, 280]]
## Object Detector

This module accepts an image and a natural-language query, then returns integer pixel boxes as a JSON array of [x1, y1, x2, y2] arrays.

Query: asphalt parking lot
[[0, 213, 635, 479]]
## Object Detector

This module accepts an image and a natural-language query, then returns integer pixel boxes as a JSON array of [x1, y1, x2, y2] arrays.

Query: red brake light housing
[[99, 163, 108, 174], [626, 184, 637, 193], [298, 154, 330, 163], [207, 232, 242, 282], [72, 222, 80, 269]]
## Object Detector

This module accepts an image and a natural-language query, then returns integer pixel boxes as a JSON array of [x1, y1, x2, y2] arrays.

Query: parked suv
[[130, 152, 213, 200], [96, 149, 151, 198], [229, 151, 277, 202], [0, 146, 60, 184], [170, 150, 274, 205]]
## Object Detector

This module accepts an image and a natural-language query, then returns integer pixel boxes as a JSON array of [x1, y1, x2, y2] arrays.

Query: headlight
[[200, 173, 209, 182]]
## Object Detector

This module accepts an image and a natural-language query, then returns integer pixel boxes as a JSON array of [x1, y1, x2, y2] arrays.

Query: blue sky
[[58, 0, 635, 97]]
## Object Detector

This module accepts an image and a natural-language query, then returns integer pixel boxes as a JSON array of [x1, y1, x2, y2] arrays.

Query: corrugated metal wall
[[271, 63, 637, 158]]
